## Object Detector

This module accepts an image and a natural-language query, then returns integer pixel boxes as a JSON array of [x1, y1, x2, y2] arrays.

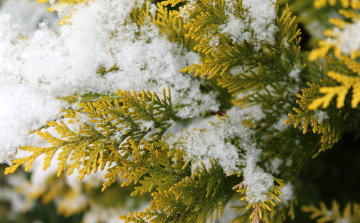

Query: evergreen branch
[[309, 71, 360, 110], [285, 80, 360, 154], [154, 3, 189, 45], [120, 159, 236, 222], [5, 89, 181, 185], [302, 200, 359, 223]]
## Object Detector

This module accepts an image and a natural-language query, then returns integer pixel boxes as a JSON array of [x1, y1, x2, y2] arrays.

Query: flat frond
[[6, 89, 181, 187]]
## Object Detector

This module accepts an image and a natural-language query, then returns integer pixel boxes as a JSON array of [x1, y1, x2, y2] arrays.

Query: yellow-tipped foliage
[[232, 177, 284, 223], [285, 81, 345, 153], [313, 0, 360, 9], [153, 3, 189, 45], [302, 200, 359, 223], [119, 159, 233, 223], [5, 89, 180, 185], [308, 71, 360, 110]]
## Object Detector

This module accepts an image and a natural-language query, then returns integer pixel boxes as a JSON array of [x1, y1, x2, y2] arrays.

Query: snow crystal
[[279, 183, 293, 205], [0, 84, 64, 165], [165, 119, 176, 126], [0, 0, 58, 36], [209, 35, 220, 47], [242, 0, 278, 43], [0, 0, 219, 163], [56, 193, 88, 214], [167, 106, 265, 175], [166, 124, 242, 175], [167, 105, 274, 204], [288, 63, 301, 82], [149, 3, 158, 16], [72, 113, 89, 132], [333, 20, 360, 55], [314, 110, 329, 124], [0, 188, 28, 213], [338, 218, 351, 223], [220, 14, 250, 44], [306, 20, 325, 39], [243, 143, 274, 204], [273, 115, 290, 132], [140, 120, 155, 131], [286, 159, 292, 166], [112, 128, 128, 143], [221, 0, 278, 49], [283, 37, 289, 47], [230, 65, 247, 76], [266, 158, 283, 175], [179, 0, 196, 21]]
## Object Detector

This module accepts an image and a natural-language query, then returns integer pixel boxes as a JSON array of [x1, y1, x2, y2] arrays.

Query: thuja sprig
[[5, 89, 181, 184]]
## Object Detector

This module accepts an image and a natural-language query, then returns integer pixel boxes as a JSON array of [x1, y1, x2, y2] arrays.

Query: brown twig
[[211, 110, 227, 116], [232, 182, 246, 190], [232, 183, 260, 223], [251, 203, 260, 223]]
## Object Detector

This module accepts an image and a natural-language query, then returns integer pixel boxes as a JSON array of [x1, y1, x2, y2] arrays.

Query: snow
[[0, 83, 65, 165], [166, 120, 243, 175], [72, 113, 89, 132], [338, 218, 351, 223], [314, 110, 329, 124], [112, 128, 128, 143], [230, 65, 248, 76], [220, 14, 250, 44], [273, 115, 290, 132], [56, 192, 88, 215], [0, 0, 283, 210], [0, 0, 58, 36], [0, 171, 29, 213], [289, 63, 301, 82], [241, 0, 278, 44], [0, 0, 219, 164], [82, 201, 151, 223], [266, 158, 283, 175], [179, 0, 196, 21], [333, 20, 360, 55], [167, 106, 265, 175], [167, 105, 275, 204], [209, 35, 220, 48], [242, 143, 274, 204], [279, 183, 293, 205], [220, 0, 278, 49], [0, 187, 29, 212], [140, 120, 155, 131], [283, 37, 289, 47]]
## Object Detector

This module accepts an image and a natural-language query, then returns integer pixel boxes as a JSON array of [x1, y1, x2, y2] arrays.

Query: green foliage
[[119, 160, 237, 223], [286, 56, 360, 155], [4, 0, 360, 222], [6, 89, 180, 184], [302, 201, 360, 223], [102, 138, 188, 194], [153, 3, 189, 46]]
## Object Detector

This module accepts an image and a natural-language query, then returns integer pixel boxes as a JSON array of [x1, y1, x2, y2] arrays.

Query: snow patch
[[314, 110, 329, 124], [220, 0, 278, 49], [0, 0, 219, 163], [289, 63, 301, 82], [279, 183, 293, 206]]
